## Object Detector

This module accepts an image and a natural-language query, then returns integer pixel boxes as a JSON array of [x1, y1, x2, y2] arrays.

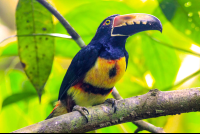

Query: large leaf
[[51, 0, 106, 15], [125, 32, 181, 90], [2, 91, 37, 108], [55, 1, 136, 44], [159, 0, 200, 45], [142, 33, 180, 90], [1, 69, 37, 109], [16, 0, 54, 101]]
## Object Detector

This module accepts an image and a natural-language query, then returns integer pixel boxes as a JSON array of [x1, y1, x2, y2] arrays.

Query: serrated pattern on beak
[[115, 20, 148, 27], [111, 13, 162, 36]]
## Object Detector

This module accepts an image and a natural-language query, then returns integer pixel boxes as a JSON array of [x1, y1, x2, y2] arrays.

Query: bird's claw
[[104, 98, 117, 113], [72, 105, 89, 122], [81, 107, 89, 115]]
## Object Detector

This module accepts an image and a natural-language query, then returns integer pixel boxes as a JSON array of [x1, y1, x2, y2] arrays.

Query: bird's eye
[[105, 20, 111, 25]]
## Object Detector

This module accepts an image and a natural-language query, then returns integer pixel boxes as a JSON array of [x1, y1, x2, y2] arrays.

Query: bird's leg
[[104, 98, 117, 113], [72, 105, 89, 123]]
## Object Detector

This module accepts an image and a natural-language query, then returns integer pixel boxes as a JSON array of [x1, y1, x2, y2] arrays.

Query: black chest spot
[[109, 66, 117, 78]]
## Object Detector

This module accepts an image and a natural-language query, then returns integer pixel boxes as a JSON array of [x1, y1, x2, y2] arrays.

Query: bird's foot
[[104, 98, 117, 113], [72, 105, 89, 123]]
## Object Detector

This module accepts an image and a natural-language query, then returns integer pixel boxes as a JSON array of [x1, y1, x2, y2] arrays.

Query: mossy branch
[[112, 87, 165, 133], [12, 88, 200, 133]]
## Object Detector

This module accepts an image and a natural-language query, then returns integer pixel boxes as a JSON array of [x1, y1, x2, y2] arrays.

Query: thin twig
[[134, 127, 143, 133], [37, 0, 86, 48], [133, 120, 165, 133]]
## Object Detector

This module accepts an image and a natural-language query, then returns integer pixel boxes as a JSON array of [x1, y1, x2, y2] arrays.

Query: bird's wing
[[124, 50, 129, 70], [58, 45, 102, 100]]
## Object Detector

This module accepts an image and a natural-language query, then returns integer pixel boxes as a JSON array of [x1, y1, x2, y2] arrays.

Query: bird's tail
[[46, 100, 68, 120]]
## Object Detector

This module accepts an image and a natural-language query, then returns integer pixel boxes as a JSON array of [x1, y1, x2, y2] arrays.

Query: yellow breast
[[84, 56, 126, 88], [68, 86, 111, 106]]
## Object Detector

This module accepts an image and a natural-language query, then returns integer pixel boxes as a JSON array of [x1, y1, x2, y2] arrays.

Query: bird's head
[[93, 13, 162, 43]]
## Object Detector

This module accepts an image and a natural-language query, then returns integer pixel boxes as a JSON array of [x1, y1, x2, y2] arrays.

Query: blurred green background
[[0, 0, 200, 133]]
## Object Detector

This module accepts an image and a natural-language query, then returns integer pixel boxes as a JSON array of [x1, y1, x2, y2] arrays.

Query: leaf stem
[[163, 70, 200, 90], [146, 33, 200, 57], [0, 33, 71, 44]]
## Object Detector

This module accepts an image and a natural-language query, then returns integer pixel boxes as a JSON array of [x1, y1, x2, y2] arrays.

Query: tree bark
[[12, 88, 200, 133]]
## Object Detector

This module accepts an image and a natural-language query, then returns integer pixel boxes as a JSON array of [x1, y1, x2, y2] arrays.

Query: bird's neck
[[100, 36, 128, 59]]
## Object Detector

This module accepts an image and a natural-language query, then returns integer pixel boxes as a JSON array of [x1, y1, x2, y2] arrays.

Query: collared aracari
[[46, 13, 162, 119]]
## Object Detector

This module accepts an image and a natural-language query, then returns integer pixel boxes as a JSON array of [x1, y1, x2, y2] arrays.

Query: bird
[[46, 13, 162, 120]]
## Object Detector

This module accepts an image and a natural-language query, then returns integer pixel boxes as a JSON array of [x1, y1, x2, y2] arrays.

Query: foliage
[[16, 0, 54, 101], [0, 0, 200, 133]]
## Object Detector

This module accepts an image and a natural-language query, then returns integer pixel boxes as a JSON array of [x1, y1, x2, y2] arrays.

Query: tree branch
[[112, 87, 165, 133], [37, 0, 86, 48], [12, 88, 200, 133], [133, 120, 165, 133]]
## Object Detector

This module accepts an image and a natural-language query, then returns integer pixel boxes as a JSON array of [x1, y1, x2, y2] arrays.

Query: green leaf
[[55, 38, 80, 58], [51, 0, 116, 16], [142, 34, 180, 90], [16, 0, 54, 101], [126, 33, 181, 90], [159, 0, 178, 21], [1, 69, 37, 109], [7, 69, 27, 93], [182, 112, 200, 133], [159, 0, 200, 45], [1, 91, 37, 108], [55, 1, 136, 41], [0, 41, 18, 57]]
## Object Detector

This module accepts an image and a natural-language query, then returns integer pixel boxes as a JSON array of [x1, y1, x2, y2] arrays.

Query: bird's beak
[[111, 13, 162, 36]]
